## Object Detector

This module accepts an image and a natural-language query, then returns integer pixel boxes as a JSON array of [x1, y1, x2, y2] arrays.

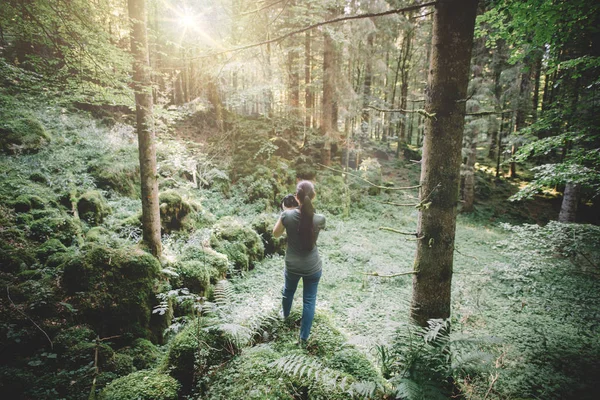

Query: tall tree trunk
[[305, 31, 313, 128], [362, 32, 374, 127], [399, 21, 413, 146], [510, 62, 532, 178], [488, 39, 505, 159], [462, 129, 478, 212], [128, 0, 161, 258], [558, 182, 580, 223], [410, 0, 479, 327], [321, 28, 335, 166]]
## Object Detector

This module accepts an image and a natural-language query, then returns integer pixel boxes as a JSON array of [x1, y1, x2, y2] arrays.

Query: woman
[[273, 180, 326, 344]]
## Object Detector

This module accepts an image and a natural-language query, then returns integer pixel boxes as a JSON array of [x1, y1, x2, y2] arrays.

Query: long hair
[[296, 180, 316, 251]]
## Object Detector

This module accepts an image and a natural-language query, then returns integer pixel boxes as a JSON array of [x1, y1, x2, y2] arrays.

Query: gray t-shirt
[[281, 209, 326, 276]]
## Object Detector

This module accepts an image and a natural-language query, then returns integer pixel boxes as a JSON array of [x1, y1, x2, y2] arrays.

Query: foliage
[[99, 370, 180, 400], [0, 114, 51, 155], [159, 190, 208, 233], [88, 148, 141, 198]]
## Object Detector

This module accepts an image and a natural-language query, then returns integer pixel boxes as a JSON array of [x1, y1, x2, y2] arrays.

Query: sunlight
[[179, 14, 195, 28]]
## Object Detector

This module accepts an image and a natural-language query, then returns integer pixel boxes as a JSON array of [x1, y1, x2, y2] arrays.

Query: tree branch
[[466, 109, 518, 116], [367, 105, 436, 119], [363, 271, 417, 278], [318, 163, 421, 191], [379, 227, 419, 236], [191, 1, 437, 59]]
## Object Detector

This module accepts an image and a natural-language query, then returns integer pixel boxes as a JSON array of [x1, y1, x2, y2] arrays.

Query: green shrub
[[359, 157, 383, 195], [77, 190, 110, 225], [317, 174, 351, 216], [235, 162, 295, 209], [209, 216, 264, 271], [99, 370, 180, 400], [251, 213, 286, 256], [105, 353, 135, 376], [61, 244, 161, 337], [0, 116, 51, 154]]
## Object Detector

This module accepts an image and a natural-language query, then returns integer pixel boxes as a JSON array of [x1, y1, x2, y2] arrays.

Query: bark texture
[[129, 0, 161, 258], [558, 182, 581, 223], [320, 28, 335, 166], [410, 0, 479, 327]]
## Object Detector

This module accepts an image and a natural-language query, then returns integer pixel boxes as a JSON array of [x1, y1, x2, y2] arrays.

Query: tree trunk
[[305, 31, 313, 128], [558, 182, 580, 223], [128, 0, 161, 258], [362, 32, 374, 126], [410, 0, 479, 327], [462, 130, 478, 212], [321, 28, 335, 166], [399, 22, 413, 146]]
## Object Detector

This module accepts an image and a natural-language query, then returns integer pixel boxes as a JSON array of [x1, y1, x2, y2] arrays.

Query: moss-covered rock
[[85, 226, 113, 243], [105, 353, 135, 376], [78, 190, 110, 225], [88, 148, 140, 197], [35, 238, 67, 263], [12, 194, 46, 213], [28, 213, 81, 245], [159, 190, 210, 233], [209, 217, 264, 272], [252, 213, 286, 256], [99, 370, 180, 400], [174, 248, 228, 294], [236, 163, 296, 209], [61, 244, 161, 337], [0, 116, 51, 154]]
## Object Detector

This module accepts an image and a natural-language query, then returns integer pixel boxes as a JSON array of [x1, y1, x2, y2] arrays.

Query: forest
[[0, 0, 599, 399]]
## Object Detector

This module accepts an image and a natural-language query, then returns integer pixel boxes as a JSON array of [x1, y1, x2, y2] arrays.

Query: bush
[[77, 190, 110, 225], [236, 162, 296, 209], [359, 157, 383, 195], [209, 217, 264, 271], [61, 244, 161, 337], [0, 227, 36, 272], [99, 370, 180, 400], [0, 116, 51, 154], [251, 213, 286, 256], [317, 174, 351, 216]]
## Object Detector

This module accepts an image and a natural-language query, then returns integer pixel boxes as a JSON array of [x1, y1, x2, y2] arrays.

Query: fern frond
[[395, 377, 423, 400], [213, 279, 235, 313]]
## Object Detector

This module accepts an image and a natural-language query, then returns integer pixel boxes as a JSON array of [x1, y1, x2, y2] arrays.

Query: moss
[[88, 148, 140, 197], [317, 174, 352, 216], [326, 348, 380, 382], [209, 216, 264, 272], [236, 163, 296, 209], [99, 370, 180, 400], [105, 353, 135, 376], [61, 244, 161, 337], [35, 238, 67, 263], [29, 171, 49, 185], [77, 190, 110, 225], [0, 116, 51, 154], [251, 213, 286, 256], [54, 325, 97, 352]]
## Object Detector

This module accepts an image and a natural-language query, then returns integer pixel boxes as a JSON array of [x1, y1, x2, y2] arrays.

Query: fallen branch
[[363, 271, 417, 278], [379, 227, 418, 236], [7, 285, 53, 349], [466, 109, 518, 116], [455, 247, 479, 261], [318, 163, 421, 191]]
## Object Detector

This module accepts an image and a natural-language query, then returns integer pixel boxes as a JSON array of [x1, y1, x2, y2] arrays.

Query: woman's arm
[[273, 215, 285, 238]]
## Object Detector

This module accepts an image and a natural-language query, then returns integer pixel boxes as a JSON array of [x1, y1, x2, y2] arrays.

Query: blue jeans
[[282, 269, 322, 340]]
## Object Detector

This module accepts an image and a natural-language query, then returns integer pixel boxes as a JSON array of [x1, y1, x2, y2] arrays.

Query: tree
[[129, 0, 161, 258], [410, 0, 479, 327]]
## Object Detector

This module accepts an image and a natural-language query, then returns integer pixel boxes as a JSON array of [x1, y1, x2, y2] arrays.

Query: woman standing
[[273, 180, 326, 344]]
